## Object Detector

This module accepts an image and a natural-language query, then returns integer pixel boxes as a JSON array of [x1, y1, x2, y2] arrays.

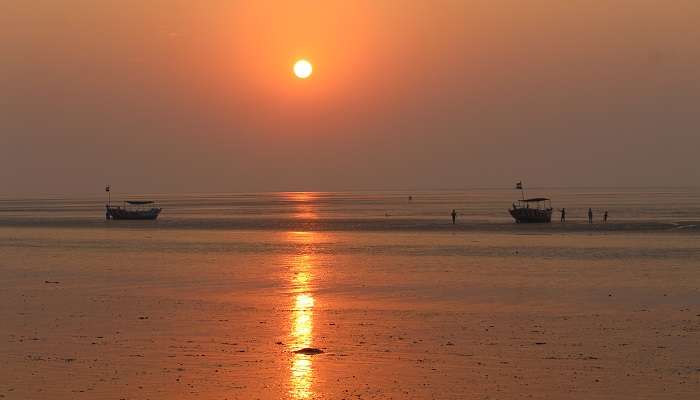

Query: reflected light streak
[[282, 192, 319, 220], [294, 205, 318, 220], [290, 357, 313, 399], [288, 232, 317, 399], [283, 192, 318, 203]]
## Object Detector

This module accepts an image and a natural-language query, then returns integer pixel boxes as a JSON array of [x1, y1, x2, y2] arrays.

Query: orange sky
[[1, 0, 699, 194]]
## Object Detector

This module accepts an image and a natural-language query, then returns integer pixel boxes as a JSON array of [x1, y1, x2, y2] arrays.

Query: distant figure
[[603, 210, 608, 223], [451, 209, 457, 224], [560, 208, 566, 223], [408, 195, 413, 201], [588, 208, 593, 224]]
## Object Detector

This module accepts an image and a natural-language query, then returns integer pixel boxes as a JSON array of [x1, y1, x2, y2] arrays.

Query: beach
[[4, 0, 700, 396], [1, 189, 699, 399]]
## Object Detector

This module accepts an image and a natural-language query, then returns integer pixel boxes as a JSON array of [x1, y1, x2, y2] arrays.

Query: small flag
[[516, 181, 522, 190], [105, 185, 110, 192]]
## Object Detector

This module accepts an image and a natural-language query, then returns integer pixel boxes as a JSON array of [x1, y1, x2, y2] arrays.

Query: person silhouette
[[603, 210, 608, 223], [588, 208, 593, 224], [560, 208, 566, 223], [451, 209, 457, 224]]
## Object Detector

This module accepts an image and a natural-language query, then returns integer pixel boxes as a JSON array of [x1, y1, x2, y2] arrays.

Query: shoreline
[[0, 216, 698, 234]]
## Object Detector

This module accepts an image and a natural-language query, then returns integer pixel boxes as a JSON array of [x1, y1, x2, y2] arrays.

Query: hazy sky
[[1, 0, 699, 194]]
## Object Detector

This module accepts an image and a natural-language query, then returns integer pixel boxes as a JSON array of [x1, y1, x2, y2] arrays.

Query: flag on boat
[[516, 181, 523, 190], [105, 185, 110, 192]]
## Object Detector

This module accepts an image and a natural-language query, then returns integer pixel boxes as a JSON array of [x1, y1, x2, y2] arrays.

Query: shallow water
[[0, 189, 699, 399], [1, 188, 699, 231]]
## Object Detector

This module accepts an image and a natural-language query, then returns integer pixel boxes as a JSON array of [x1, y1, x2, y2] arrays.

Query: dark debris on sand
[[293, 347, 324, 355]]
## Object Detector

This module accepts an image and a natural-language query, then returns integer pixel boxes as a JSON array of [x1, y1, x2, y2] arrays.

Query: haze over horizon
[[2, 1, 699, 195]]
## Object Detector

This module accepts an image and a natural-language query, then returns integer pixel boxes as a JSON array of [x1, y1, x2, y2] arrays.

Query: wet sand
[[1, 226, 699, 399]]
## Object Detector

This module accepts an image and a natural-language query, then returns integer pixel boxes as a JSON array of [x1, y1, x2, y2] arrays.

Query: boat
[[106, 200, 162, 220], [509, 198, 552, 223]]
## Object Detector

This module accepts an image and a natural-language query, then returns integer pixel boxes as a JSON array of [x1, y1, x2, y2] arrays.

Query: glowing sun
[[293, 60, 313, 79]]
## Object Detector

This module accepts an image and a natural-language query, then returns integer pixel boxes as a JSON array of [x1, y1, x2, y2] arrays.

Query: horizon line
[[2, 185, 700, 199]]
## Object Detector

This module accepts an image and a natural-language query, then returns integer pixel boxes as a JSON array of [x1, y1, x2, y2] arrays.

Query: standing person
[[451, 209, 457, 225], [588, 208, 593, 224], [603, 210, 608, 223], [560, 208, 566, 223]]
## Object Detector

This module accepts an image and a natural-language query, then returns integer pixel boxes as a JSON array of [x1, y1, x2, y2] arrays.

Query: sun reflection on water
[[282, 192, 320, 220], [287, 231, 318, 399], [293, 294, 314, 340]]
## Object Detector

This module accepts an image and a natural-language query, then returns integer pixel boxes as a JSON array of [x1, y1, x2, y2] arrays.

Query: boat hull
[[509, 208, 552, 223], [106, 207, 161, 220]]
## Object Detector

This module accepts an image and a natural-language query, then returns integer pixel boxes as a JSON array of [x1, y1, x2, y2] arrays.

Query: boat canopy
[[126, 200, 154, 205], [513, 197, 552, 209]]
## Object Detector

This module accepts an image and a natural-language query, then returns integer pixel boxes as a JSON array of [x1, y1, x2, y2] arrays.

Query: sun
[[293, 59, 313, 79]]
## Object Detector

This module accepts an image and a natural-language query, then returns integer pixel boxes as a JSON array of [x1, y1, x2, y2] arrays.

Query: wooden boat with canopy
[[106, 200, 161, 220], [104, 185, 161, 220], [509, 198, 552, 223]]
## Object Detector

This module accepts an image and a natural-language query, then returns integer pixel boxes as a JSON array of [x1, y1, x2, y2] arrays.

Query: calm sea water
[[0, 188, 699, 231], [2, 188, 700, 399]]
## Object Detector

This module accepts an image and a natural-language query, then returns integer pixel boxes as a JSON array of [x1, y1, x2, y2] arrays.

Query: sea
[[1, 187, 699, 230], [1, 188, 699, 399]]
